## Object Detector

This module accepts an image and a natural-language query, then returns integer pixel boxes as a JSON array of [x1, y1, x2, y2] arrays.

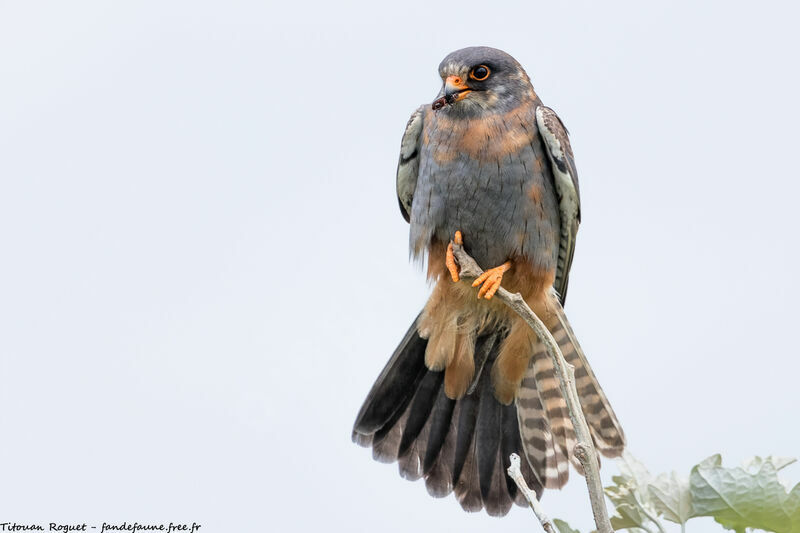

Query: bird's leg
[[445, 230, 463, 282], [472, 261, 512, 299]]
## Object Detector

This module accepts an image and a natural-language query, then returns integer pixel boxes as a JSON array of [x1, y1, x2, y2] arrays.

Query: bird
[[352, 46, 626, 516]]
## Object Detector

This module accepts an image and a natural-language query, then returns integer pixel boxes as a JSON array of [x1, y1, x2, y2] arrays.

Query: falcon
[[352, 46, 626, 516]]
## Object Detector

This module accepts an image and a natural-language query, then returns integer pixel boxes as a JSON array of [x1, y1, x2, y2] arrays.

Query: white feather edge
[[397, 107, 424, 214], [535, 106, 579, 224], [399, 107, 423, 160]]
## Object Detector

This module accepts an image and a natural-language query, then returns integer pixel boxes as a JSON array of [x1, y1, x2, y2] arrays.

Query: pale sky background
[[1, 1, 798, 532]]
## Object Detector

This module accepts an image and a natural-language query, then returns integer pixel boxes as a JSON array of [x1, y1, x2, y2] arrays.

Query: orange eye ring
[[469, 65, 491, 81]]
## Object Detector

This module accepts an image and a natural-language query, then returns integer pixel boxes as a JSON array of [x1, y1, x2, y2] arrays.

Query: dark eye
[[469, 65, 490, 81]]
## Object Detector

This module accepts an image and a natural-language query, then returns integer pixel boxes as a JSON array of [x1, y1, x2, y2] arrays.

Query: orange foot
[[445, 230, 463, 282], [472, 261, 512, 299]]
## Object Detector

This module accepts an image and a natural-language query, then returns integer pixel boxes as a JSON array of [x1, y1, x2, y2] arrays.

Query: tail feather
[[466, 333, 498, 395], [484, 439, 514, 517], [424, 400, 459, 497], [531, 349, 573, 485], [353, 322, 542, 516], [353, 315, 427, 436], [499, 403, 520, 502], [351, 430, 373, 448], [549, 300, 626, 456], [475, 365, 502, 502], [475, 360, 513, 516], [398, 371, 443, 458], [398, 419, 428, 481], [371, 406, 408, 463], [451, 380, 480, 487], [353, 304, 624, 515], [502, 400, 543, 504], [541, 324, 582, 472], [515, 300, 625, 488], [454, 430, 483, 512], [423, 388, 456, 474], [517, 348, 562, 488], [397, 375, 442, 481]]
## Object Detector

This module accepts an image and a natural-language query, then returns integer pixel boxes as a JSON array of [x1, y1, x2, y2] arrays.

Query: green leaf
[[553, 518, 580, 533], [648, 470, 695, 525], [617, 451, 656, 508], [690, 453, 800, 533], [605, 476, 659, 531], [609, 503, 650, 531], [742, 456, 797, 473]]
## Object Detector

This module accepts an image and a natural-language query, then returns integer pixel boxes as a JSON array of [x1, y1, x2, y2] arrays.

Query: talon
[[445, 231, 464, 282], [472, 261, 512, 299], [446, 243, 459, 282]]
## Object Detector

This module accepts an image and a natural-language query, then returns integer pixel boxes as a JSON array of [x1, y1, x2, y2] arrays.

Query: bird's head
[[431, 46, 535, 116]]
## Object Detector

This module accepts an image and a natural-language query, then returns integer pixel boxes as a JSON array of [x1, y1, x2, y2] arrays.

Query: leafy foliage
[[648, 471, 693, 525], [605, 477, 656, 531], [554, 453, 799, 533], [605, 453, 664, 532], [553, 518, 581, 533], [690, 454, 800, 533]]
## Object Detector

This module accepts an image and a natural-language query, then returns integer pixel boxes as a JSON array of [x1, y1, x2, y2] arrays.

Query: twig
[[451, 240, 613, 533], [508, 453, 557, 533]]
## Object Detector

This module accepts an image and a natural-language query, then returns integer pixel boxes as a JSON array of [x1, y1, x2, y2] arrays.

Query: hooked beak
[[444, 75, 472, 103], [432, 75, 472, 110]]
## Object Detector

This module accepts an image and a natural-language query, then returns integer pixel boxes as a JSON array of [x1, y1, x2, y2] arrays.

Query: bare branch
[[508, 453, 557, 533], [451, 239, 613, 533]]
